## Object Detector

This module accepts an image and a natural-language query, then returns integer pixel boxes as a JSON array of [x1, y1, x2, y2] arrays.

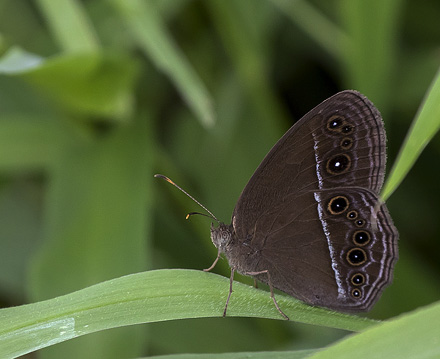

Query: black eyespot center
[[351, 273, 365, 286], [327, 154, 351, 175], [351, 288, 362, 298], [340, 137, 353, 150], [342, 125, 353, 133], [355, 219, 366, 227], [327, 196, 349, 215], [346, 248, 367, 266], [353, 230, 371, 246], [327, 115, 344, 130], [347, 210, 358, 220]]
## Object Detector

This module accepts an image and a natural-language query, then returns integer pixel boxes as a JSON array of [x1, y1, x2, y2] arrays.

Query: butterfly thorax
[[210, 222, 260, 274]]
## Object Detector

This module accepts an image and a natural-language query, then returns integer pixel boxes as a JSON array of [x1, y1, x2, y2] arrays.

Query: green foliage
[[0, 269, 375, 358], [383, 68, 440, 200], [0, 0, 439, 358]]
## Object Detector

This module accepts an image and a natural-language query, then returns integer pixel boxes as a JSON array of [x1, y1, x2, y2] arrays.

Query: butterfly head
[[210, 222, 233, 252]]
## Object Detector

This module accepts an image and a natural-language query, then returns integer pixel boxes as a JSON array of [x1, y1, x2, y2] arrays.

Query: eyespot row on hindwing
[[326, 195, 372, 300]]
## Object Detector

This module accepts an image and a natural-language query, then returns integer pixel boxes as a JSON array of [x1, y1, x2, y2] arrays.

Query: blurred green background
[[0, 0, 439, 358]]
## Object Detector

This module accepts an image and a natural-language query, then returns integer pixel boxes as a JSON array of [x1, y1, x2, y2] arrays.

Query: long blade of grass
[[268, 0, 347, 61], [309, 301, 440, 359], [111, 0, 215, 128], [147, 349, 318, 359], [35, 0, 100, 52], [339, 0, 403, 113], [0, 269, 376, 358], [382, 66, 440, 200]]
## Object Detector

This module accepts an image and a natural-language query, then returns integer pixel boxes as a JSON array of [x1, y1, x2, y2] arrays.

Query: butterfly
[[156, 90, 398, 319]]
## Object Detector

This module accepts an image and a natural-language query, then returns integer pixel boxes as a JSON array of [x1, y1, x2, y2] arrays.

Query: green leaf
[[207, 0, 287, 132], [0, 47, 44, 73], [382, 66, 440, 200], [308, 301, 440, 359], [0, 112, 82, 171], [0, 183, 42, 298], [0, 269, 376, 358], [2, 49, 139, 121], [269, 0, 347, 60], [145, 349, 318, 359], [111, 0, 215, 127], [27, 115, 153, 358], [339, 0, 403, 113], [35, 0, 100, 52]]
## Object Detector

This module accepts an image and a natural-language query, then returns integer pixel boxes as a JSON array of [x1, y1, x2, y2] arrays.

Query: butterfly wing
[[230, 90, 398, 311]]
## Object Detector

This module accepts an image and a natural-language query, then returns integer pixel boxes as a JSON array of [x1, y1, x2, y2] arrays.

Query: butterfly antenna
[[154, 174, 220, 223], [186, 212, 214, 220]]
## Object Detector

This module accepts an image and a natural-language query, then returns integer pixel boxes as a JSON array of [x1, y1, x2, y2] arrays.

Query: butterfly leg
[[222, 267, 236, 317], [204, 248, 221, 272], [245, 270, 289, 320]]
